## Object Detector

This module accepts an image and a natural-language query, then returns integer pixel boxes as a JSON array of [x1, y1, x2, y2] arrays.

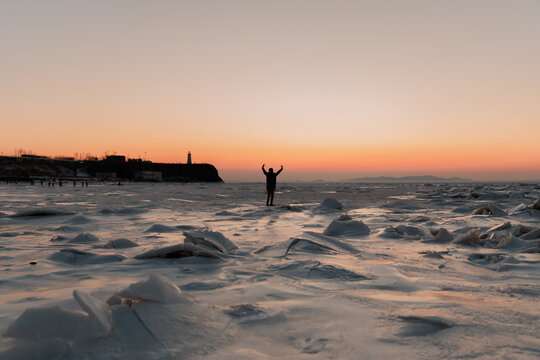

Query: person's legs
[[269, 190, 275, 206], [266, 191, 271, 206]]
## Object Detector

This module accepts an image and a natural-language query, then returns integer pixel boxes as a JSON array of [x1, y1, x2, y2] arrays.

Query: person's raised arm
[[262, 164, 268, 175], [276, 165, 283, 175]]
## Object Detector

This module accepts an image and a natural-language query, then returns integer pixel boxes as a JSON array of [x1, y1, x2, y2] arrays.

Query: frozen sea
[[0, 181, 539, 359]]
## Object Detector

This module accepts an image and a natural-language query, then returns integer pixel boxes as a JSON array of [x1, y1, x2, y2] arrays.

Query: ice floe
[[377, 225, 429, 240], [5, 290, 111, 341], [101, 238, 139, 248], [183, 228, 238, 254], [425, 228, 454, 243], [323, 218, 370, 237], [136, 229, 237, 260], [135, 243, 223, 260], [256, 231, 360, 257], [68, 232, 100, 244], [107, 273, 187, 305], [314, 198, 343, 213], [49, 248, 126, 265], [472, 204, 506, 216]]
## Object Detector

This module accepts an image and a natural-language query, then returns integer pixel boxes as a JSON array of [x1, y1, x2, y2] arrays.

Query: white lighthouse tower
[[187, 151, 192, 165]]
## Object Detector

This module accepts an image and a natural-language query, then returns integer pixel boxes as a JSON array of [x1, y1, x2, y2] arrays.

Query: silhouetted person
[[262, 164, 283, 206]]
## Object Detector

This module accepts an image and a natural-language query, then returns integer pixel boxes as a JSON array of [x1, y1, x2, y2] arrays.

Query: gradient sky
[[1, 1, 539, 181]]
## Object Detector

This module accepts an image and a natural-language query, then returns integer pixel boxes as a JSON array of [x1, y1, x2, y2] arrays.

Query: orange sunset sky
[[1, 1, 539, 181]]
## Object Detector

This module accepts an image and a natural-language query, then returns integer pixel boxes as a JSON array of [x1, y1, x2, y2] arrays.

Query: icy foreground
[[0, 182, 539, 359]]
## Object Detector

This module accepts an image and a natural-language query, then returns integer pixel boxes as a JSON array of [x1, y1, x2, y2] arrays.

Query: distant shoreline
[[0, 155, 223, 183]]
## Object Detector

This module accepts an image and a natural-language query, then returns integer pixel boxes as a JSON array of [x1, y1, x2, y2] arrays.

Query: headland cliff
[[0, 155, 223, 182]]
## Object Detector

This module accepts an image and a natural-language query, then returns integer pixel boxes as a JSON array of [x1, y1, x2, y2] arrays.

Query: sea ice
[[425, 228, 454, 243], [377, 225, 428, 240], [49, 248, 126, 265], [183, 228, 238, 254], [1, 182, 539, 359], [101, 238, 139, 248], [521, 228, 540, 240], [0, 338, 68, 360], [5, 291, 111, 341], [68, 232, 100, 244], [472, 204, 506, 216], [396, 316, 453, 337], [107, 274, 187, 305], [323, 218, 370, 237], [135, 242, 223, 260], [9, 209, 73, 218], [144, 224, 180, 233], [314, 198, 343, 213], [452, 229, 481, 246]]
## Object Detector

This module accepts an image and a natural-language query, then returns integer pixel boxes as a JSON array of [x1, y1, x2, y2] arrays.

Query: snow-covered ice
[[0, 182, 539, 359]]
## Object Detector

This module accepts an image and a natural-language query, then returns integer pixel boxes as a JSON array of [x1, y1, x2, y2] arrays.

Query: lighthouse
[[187, 151, 192, 165]]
